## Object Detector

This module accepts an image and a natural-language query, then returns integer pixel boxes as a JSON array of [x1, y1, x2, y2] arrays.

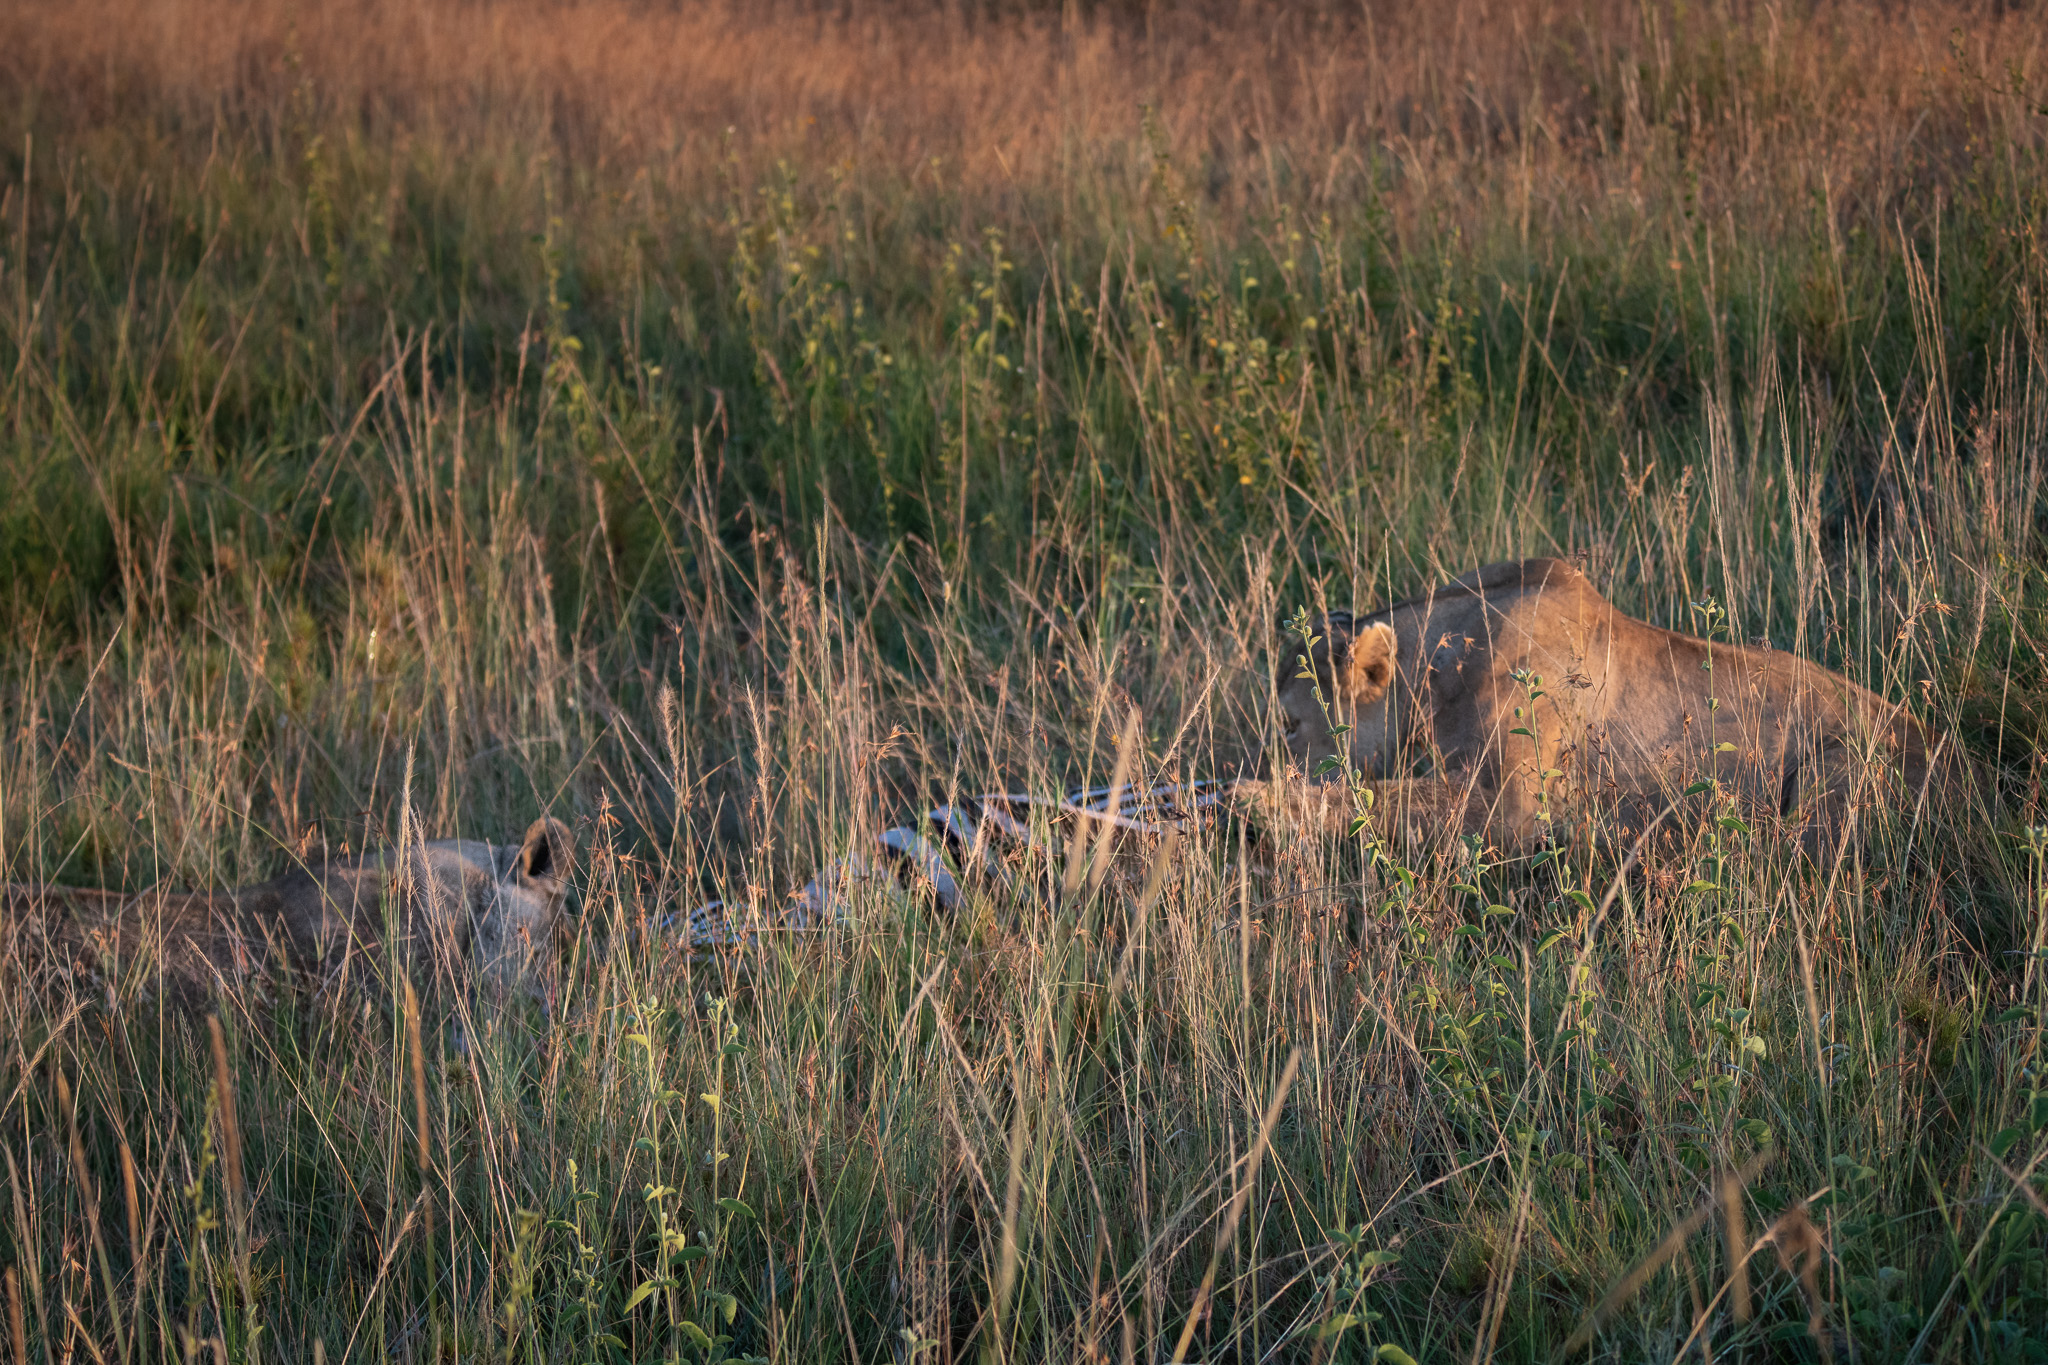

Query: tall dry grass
[[6, 0, 2036, 211], [1, 1, 2047, 1361]]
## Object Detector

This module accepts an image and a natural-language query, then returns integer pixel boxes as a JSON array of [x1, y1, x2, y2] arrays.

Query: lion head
[[1275, 613, 1398, 776]]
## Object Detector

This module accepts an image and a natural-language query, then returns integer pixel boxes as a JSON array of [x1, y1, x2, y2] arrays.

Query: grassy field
[[2, 0, 2047, 1359]]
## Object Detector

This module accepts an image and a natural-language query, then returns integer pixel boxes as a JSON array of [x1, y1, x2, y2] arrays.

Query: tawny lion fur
[[1269, 558, 1959, 854], [3, 816, 573, 1000]]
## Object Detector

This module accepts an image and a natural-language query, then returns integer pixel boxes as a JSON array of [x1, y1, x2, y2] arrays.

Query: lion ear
[[1336, 622, 1397, 703], [517, 816, 574, 885]]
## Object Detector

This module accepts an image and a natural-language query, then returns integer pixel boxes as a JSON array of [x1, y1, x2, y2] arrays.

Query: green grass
[[3, 1, 2048, 1360]]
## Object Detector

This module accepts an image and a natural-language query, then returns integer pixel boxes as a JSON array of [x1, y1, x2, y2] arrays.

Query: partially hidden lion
[[1270, 558, 1959, 856], [3, 816, 573, 1000]]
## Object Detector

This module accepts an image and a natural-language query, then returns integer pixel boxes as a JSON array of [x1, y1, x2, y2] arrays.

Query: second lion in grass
[[5, 816, 574, 1002]]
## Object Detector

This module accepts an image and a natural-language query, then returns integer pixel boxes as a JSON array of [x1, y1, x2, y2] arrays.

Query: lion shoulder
[[1443, 556, 1588, 597]]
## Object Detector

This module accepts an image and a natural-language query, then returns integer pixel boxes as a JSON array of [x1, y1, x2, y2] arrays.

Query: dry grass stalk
[[1563, 1148, 1773, 1354], [4, 1267, 24, 1365], [1768, 1202, 1831, 1357], [1169, 1045, 1302, 1365], [1720, 1170, 1751, 1325]]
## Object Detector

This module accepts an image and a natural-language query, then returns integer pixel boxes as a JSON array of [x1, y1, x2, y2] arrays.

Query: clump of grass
[[2, 0, 2047, 1361]]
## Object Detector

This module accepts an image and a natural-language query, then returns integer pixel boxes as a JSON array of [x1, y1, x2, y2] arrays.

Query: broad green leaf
[[1316, 1314, 1361, 1340], [718, 1197, 757, 1220], [622, 1279, 662, 1313], [1378, 1346, 1420, 1365]]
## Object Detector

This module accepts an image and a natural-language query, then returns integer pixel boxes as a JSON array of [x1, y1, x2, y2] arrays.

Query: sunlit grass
[[2, 1, 2047, 1360]]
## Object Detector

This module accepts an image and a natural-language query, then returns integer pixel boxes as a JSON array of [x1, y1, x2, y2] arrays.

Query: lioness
[[1273, 559, 1952, 855], [4, 816, 573, 999]]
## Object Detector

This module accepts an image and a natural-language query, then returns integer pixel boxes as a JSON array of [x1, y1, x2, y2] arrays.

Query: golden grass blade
[[1169, 1046, 1301, 1365], [5, 1268, 25, 1365], [206, 1015, 256, 1349], [205, 1017, 246, 1230], [1721, 1171, 1751, 1324], [1563, 1149, 1772, 1355], [1084, 709, 1143, 899], [55, 1069, 126, 1365], [1668, 1196, 1833, 1364]]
